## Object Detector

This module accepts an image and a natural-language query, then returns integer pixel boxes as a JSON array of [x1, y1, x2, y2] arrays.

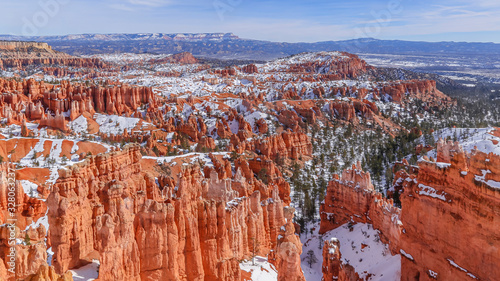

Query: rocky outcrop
[[396, 139, 500, 281], [0, 41, 106, 70], [276, 110, 304, 132], [22, 265, 73, 281], [0, 41, 53, 51], [0, 162, 64, 280], [241, 64, 258, 74], [40, 111, 68, 132], [272, 207, 305, 281], [0, 163, 47, 231], [149, 52, 198, 64], [0, 78, 157, 131], [319, 162, 402, 254], [322, 238, 359, 281], [47, 145, 303, 280], [235, 156, 292, 205], [211, 68, 237, 77], [326, 101, 358, 123], [378, 80, 453, 107], [288, 52, 372, 79], [233, 131, 312, 162]]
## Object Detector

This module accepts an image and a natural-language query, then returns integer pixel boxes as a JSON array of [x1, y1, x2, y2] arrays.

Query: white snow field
[[301, 222, 401, 281]]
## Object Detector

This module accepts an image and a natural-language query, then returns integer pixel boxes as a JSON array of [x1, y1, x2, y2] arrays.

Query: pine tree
[[304, 249, 318, 268], [24, 233, 31, 246]]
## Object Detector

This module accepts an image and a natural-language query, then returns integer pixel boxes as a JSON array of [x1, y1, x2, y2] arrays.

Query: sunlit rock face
[[397, 138, 500, 281], [46, 145, 303, 280]]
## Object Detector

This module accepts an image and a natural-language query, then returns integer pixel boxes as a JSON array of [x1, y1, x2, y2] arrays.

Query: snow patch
[[95, 114, 140, 135], [70, 260, 100, 281], [240, 256, 278, 281], [301, 222, 400, 281], [417, 184, 448, 201]]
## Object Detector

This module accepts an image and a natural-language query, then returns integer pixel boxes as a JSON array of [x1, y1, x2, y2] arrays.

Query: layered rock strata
[[47, 145, 304, 280], [0, 41, 106, 70], [396, 139, 500, 281], [319, 162, 402, 254]]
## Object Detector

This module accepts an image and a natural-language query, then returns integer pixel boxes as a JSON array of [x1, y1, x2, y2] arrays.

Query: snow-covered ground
[[94, 114, 141, 135], [20, 180, 40, 198], [429, 127, 500, 156], [240, 256, 278, 281], [143, 152, 230, 167], [70, 260, 100, 281], [301, 222, 401, 281]]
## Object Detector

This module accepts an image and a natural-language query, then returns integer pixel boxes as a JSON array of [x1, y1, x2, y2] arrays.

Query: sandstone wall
[[0, 41, 53, 51], [0, 41, 105, 70], [397, 139, 500, 281], [233, 131, 312, 161], [319, 162, 402, 254], [0, 78, 156, 131], [47, 145, 303, 280]]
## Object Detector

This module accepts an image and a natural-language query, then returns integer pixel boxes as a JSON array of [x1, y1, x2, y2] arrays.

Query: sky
[[1, 0, 500, 43]]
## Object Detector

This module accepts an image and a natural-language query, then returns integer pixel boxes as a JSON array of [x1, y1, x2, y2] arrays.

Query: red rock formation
[[196, 136, 216, 152], [319, 162, 402, 254], [378, 80, 454, 107], [40, 111, 68, 132], [21, 118, 29, 137], [276, 110, 303, 132], [0, 163, 47, 231], [241, 64, 258, 74], [177, 115, 207, 141], [0, 162, 56, 280], [396, 139, 500, 281], [0, 41, 106, 70], [47, 145, 304, 280], [255, 118, 269, 134], [272, 207, 305, 281], [22, 265, 73, 281], [326, 101, 358, 123], [149, 52, 198, 64], [322, 238, 359, 281], [233, 131, 312, 162], [0, 77, 157, 131], [288, 52, 373, 79], [212, 68, 237, 77]]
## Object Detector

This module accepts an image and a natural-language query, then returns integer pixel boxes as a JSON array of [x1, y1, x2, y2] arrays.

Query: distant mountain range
[[0, 33, 240, 43], [1, 33, 500, 60]]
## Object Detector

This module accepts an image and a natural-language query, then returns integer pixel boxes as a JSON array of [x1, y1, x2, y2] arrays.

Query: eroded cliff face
[[319, 162, 402, 254], [232, 131, 313, 163], [0, 41, 106, 70], [286, 52, 373, 79], [0, 78, 156, 131], [0, 162, 54, 280], [46, 145, 304, 280], [149, 52, 198, 65], [319, 136, 499, 281], [378, 80, 453, 107], [396, 139, 500, 281]]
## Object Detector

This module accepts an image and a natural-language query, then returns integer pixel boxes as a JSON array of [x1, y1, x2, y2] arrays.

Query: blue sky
[[2, 0, 500, 43]]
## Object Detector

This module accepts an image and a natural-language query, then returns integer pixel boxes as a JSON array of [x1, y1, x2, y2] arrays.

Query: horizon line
[[0, 32, 500, 45]]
